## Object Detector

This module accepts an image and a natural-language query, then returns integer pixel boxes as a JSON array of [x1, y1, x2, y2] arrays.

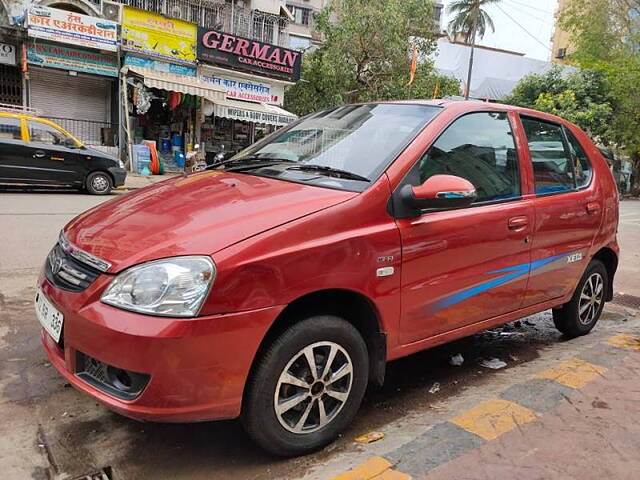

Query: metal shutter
[[29, 68, 111, 123]]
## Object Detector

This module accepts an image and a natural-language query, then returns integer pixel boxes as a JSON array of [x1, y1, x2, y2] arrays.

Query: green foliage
[[284, 0, 460, 116], [447, 0, 501, 42], [503, 67, 615, 145]]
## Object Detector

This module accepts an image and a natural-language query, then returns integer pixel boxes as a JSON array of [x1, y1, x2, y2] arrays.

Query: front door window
[[28, 121, 68, 146]]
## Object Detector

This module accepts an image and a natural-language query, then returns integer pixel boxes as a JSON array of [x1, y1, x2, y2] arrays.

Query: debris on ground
[[513, 320, 522, 328], [509, 354, 520, 362], [428, 382, 441, 394], [524, 320, 536, 326], [480, 358, 508, 369], [354, 431, 385, 444], [449, 353, 464, 366]]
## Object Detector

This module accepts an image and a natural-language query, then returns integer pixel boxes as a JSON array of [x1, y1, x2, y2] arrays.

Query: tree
[[447, 0, 501, 99], [558, 0, 640, 192], [284, 0, 459, 116], [503, 66, 615, 146]]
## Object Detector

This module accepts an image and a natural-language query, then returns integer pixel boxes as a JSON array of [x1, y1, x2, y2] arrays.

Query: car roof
[[0, 111, 40, 121]]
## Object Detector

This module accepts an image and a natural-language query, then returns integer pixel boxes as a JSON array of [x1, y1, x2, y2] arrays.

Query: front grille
[[76, 352, 150, 401], [44, 243, 101, 292]]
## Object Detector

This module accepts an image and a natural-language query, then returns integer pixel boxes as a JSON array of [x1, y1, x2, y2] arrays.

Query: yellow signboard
[[121, 7, 196, 65]]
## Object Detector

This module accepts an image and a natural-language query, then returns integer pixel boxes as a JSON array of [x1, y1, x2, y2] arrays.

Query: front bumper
[[108, 167, 127, 187], [39, 273, 283, 422]]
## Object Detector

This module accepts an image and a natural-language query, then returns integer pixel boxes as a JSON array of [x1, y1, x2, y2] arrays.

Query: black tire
[[241, 315, 369, 456], [553, 259, 608, 338], [85, 171, 113, 195]]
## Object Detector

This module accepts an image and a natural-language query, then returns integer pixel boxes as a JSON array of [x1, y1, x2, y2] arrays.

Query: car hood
[[64, 171, 357, 272], [82, 146, 118, 164]]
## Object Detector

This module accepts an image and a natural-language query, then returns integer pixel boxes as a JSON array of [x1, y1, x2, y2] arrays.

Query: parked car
[[0, 112, 126, 194], [36, 100, 619, 456]]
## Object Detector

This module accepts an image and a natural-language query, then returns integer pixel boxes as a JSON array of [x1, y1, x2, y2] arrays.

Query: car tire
[[553, 259, 608, 338], [85, 171, 113, 195], [241, 315, 369, 457]]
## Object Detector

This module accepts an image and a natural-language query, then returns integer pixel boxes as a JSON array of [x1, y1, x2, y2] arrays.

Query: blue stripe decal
[[430, 252, 577, 313]]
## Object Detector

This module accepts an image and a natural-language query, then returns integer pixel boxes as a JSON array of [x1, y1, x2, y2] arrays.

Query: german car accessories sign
[[27, 7, 118, 52], [197, 28, 302, 82]]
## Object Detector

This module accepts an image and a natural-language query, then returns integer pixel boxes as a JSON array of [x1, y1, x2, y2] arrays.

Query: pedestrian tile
[[500, 378, 574, 413], [449, 398, 538, 441], [604, 333, 640, 351], [534, 358, 607, 389], [386, 422, 484, 477]]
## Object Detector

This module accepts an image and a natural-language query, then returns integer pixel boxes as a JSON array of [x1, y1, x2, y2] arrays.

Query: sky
[[442, 0, 559, 61]]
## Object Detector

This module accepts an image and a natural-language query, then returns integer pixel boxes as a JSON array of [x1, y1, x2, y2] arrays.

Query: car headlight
[[101, 256, 215, 317], [118, 160, 125, 169]]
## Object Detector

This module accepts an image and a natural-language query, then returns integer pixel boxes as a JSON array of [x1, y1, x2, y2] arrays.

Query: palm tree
[[447, 0, 500, 99]]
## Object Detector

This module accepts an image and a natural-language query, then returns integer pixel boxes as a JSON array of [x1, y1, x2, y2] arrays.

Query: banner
[[124, 55, 196, 76], [197, 28, 302, 82], [214, 103, 296, 127], [27, 41, 118, 77], [121, 7, 196, 65], [27, 7, 118, 52], [199, 71, 284, 105]]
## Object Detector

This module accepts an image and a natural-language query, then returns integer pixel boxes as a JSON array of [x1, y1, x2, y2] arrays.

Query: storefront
[[120, 7, 226, 172], [196, 28, 300, 159], [25, 7, 119, 149]]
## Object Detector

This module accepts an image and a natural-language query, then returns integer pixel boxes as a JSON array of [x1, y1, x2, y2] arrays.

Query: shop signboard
[[121, 7, 196, 65], [27, 7, 118, 52], [27, 41, 118, 77], [0, 43, 16, 65], [216, 103, 296, 127], [197, 27, 302, 82], [124, 55, 196, 76], [199, 71, 284, 105]]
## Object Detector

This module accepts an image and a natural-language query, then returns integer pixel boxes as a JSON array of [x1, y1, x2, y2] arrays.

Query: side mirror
[[401, 174, 477, 210], [64, 137, 77, 149]]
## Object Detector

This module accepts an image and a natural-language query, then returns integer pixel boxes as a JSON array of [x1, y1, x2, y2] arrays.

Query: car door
[[0, 116, 35, 183], [22, 119, 83, 185], [519, 115, 602, 306], [394, 111, 534, 344]]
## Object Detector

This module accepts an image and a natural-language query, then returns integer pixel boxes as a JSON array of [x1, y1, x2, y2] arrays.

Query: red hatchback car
[[37, 100, 619, 455]]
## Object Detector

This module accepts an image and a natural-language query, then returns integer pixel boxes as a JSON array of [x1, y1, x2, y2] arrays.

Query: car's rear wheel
[[553, 259, 608, 338], [241, 315, 369, 456], [85, 171, 113, 195]]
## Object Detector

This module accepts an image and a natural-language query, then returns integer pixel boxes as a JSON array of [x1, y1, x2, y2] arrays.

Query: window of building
[[521, 116, 575, 194], [28, 121, 67, 145], [0, 117, 22, 140], [287, 4, 311, 25], [564, 128, 593, 188], [416, 112, 520, 203], [289, 34, 312, 50]]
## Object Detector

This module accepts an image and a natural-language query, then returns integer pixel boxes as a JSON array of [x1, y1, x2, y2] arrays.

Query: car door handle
[[33, 150, 46, 158], [586, 202, 600, 215], [508, 216, 529, 231]]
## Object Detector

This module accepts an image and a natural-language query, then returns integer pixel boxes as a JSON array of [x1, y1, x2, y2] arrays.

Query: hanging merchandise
[[136, 87, 152, 115]]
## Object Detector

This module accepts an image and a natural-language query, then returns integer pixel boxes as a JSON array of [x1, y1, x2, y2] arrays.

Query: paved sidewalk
[[120, 172, 180, 190], [333, 332, 640, 480]]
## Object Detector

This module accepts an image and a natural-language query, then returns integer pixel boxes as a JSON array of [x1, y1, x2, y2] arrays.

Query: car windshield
[[228, 104, 441, 191]]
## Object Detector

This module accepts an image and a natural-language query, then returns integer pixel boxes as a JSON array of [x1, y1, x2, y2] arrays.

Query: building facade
[[551, 0, 574, 63], [0, 0, 300, 164]]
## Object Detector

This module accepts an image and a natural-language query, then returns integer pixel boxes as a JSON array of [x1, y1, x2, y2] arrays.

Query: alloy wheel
[[274, 341, 353, 434], [92, 175, 109, 192], [578, 272, 604, 325]]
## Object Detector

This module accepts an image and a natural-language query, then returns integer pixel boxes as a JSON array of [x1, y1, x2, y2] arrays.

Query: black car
[[0, 113, 126, 194]]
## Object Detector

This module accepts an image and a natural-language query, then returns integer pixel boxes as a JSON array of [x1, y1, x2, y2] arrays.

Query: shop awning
[[212, 98, 297, 127], [123, 66, 226, 103]]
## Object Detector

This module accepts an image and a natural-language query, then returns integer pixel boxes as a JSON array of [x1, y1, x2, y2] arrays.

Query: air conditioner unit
[[102, 1, 122, 23]]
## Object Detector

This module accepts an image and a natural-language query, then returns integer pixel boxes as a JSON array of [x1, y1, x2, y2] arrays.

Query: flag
[[407, 44, 417, 86]]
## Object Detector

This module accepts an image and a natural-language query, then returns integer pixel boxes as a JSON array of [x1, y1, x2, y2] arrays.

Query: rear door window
[[564, 128, 592, 188], [416, 112, 520, 203], [521, 117, 574, 194], [0, 117, 23, 140]]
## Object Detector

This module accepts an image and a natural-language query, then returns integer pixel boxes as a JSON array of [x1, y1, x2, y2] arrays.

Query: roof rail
[[0, 103, 41, 115]]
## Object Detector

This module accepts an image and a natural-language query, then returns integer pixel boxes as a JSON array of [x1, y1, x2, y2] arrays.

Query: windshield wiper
[[286, 164, 370, 182], [224, 157, 298, 171]]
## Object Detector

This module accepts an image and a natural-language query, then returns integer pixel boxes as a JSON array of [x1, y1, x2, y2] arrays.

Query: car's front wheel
[[85, 171, 113, 195], [242, 315, 369, 456]]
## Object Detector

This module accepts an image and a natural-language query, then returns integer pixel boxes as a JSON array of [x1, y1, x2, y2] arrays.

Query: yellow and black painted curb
[[331, 333, 640, 480]]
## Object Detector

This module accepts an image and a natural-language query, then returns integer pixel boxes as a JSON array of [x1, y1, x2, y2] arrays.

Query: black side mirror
[[64, 137, 77, 149]]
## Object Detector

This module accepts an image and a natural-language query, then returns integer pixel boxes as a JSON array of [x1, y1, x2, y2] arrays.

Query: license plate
[[35, 288, 64, 343]]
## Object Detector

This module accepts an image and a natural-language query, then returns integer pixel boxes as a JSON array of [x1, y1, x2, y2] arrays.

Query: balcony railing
[[110, 0, 290, 46], [45, 117, 118, 147]]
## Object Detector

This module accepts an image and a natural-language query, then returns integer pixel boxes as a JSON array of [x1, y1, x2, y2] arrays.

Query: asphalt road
[[0, 189, 638, 480]]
